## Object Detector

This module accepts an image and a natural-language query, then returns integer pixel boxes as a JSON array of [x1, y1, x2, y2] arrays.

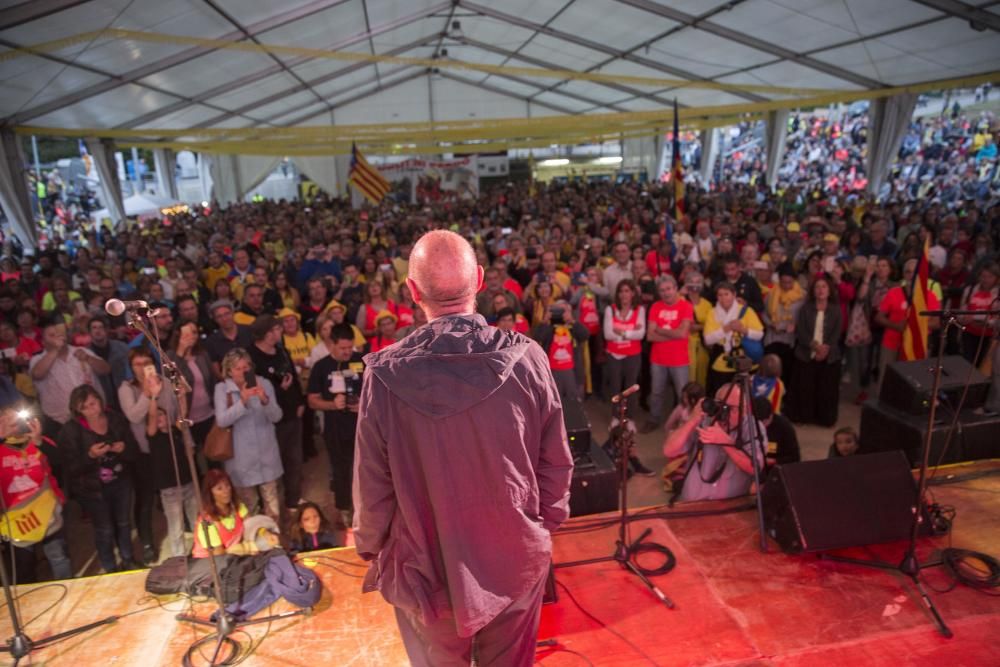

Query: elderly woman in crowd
[[214, 348, 283, 523]]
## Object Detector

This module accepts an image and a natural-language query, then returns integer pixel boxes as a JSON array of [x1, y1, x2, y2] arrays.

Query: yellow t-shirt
[[689, 298, 713, 344], [194, 502, 249, 551], [202, 265, 230, 291], [283, 331, 317, 366]]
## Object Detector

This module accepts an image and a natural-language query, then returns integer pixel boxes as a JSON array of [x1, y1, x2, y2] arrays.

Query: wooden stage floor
[[3, 460, 1000, 666]]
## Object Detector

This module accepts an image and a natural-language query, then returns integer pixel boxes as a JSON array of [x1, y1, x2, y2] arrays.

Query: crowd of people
[[715, 109, 998, 204], [0, 100, 998, 585]]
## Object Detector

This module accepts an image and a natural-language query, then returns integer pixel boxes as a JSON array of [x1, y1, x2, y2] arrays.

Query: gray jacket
[[214, 377, 283, 488], [354, 314, 573, 638]]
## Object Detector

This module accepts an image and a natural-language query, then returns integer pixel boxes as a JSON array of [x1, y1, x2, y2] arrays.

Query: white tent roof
[[2, 0, 998, 135]]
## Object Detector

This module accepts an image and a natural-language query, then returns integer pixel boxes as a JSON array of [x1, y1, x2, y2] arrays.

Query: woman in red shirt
[[603, 280, 646, 419], [959, 262, 999, 366]]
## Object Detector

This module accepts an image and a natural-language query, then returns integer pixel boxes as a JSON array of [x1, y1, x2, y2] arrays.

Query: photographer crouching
[[662, 381, 766, 502], [0, 405, 73, 583]]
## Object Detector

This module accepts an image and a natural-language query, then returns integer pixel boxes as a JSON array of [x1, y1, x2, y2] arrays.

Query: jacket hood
[[364, 314, 532, 419]]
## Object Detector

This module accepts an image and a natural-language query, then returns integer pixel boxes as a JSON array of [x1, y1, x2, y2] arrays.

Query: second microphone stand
[[557, 387, 675, 609]]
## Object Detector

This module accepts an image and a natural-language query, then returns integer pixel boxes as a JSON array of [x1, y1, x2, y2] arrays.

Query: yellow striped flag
[[348, 143, 390, 204], [900, 238, 932, 361]]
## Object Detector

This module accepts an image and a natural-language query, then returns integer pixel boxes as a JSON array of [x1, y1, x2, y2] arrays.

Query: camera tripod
[[556, 385, 676, 609]]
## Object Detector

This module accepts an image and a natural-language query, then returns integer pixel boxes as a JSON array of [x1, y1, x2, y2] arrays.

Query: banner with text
[[380, 157, 479, 204]]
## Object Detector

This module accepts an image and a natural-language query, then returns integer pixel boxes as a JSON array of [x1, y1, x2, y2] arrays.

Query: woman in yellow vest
[[703, 281, 764, 393]]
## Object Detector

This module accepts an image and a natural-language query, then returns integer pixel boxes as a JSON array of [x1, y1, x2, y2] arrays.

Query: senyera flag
[[900, 238, 933, 361], [349, 142, 390, 205]]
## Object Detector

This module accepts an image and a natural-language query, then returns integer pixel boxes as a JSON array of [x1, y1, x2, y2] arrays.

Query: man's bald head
[[407, 230, 483, 318]]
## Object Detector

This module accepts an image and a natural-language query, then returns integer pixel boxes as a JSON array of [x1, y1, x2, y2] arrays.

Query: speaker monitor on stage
[[860, 400, 1000, 465], [562, 397, 591, 463], [879, 355, 989, 415], [762, 451, 930, 554]]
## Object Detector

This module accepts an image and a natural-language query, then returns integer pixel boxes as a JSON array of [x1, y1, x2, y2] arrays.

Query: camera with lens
[[701, 398, 733, 427]]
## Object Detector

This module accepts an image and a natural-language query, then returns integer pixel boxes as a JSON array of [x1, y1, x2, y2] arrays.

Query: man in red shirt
[[875, 258, 940, 389], [642, 275, 693, 433]]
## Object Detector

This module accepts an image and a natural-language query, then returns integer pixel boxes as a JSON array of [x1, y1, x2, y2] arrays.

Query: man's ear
[[475, 265, 485, 293], [406, 277, 422, 305]]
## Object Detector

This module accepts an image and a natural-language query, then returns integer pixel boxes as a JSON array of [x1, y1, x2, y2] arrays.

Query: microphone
[[105, 299, 149, 317], [611, 384, 640, 404]]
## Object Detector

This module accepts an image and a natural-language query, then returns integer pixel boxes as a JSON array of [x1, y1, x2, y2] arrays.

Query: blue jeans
[[161, 483, 199, 558], [77, 477, 134, 572], [10, 529, 73, 583], [649, 363, 689, 423]]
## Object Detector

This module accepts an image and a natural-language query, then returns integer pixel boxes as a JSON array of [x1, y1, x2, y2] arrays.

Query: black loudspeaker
[[957, 410, 1000, 461], [569, 444, 617, 517], [762, 451, 929, 554], [879, 356, 989, 415], [562, 397, 591, 462], [859, 401, 962, 465]]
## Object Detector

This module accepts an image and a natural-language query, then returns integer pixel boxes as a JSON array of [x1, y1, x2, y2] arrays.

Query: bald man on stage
[[354, 230, 573, 666]]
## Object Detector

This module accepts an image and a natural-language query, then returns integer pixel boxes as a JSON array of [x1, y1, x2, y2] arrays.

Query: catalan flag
[[671, 99, 685, 221], [900, 238, 932, 361], [348, 143, 390, 204]]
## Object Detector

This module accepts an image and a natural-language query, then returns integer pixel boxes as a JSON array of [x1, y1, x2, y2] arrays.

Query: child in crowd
[[661, 382, 706, 492], [288, 501, 340, 555], [827, 427, 860, 458], [751, 353, 786, 415], [663, 382, 706, 436]]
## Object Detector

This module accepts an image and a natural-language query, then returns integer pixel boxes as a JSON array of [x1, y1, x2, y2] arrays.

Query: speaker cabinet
[[569, 444, 617, 517], [859, 401, 962, 465], [879, 356, 989, 415], [762, 451, 928, 554], [562, 397, 592, 462]]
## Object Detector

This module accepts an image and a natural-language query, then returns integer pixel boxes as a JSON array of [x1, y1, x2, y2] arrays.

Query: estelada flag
[[348, 143, 390, 205], [671, 98, 685, 221], [900, 238, 933, 361]]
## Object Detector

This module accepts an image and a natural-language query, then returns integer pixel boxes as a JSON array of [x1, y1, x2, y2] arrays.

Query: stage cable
[[554, 580, 660, 667]]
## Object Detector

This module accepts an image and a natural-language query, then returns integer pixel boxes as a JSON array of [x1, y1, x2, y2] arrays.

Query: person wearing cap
[[279, 308, 316, 371], [322, 300, 366, 351], [249, 315, 306, 512], [204, 300, 253, 380], [367, 310, 399, 354]]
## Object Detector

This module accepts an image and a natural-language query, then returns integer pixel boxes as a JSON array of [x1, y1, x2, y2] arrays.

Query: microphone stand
[[816, 310, 1000, 639], [556, 385, 675, 609], [0, 486, 118, 666], [122, 308, 308, 666]]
